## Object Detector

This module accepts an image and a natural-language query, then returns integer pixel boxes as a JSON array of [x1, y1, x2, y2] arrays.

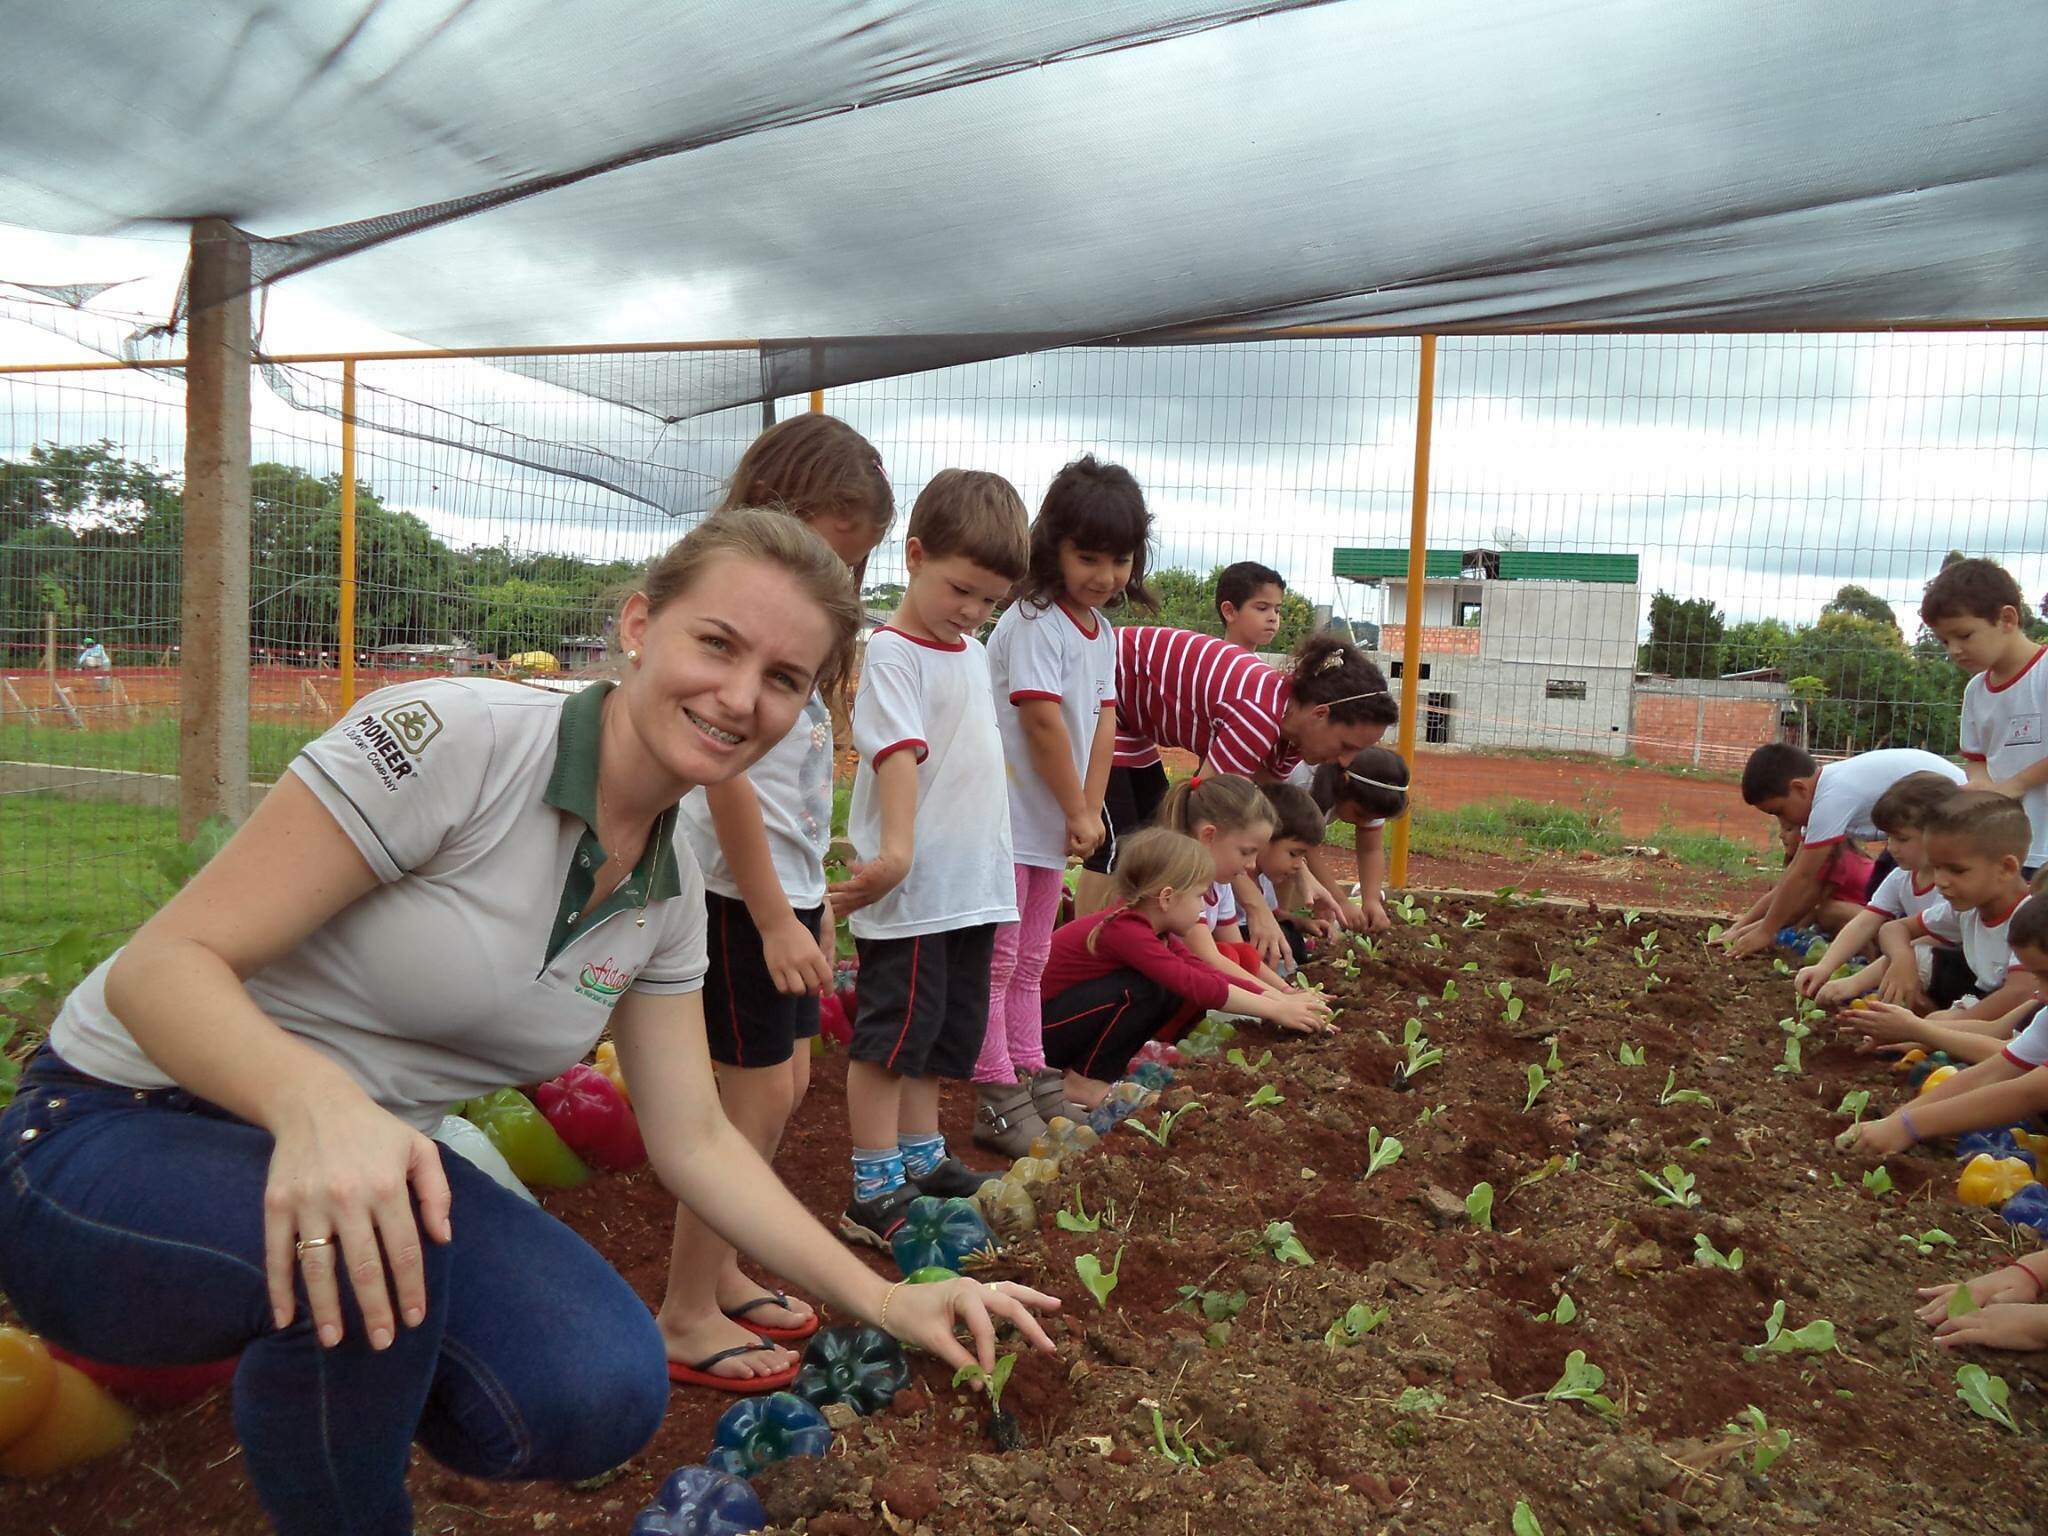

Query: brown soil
[[12, 898, 2046, 1534]]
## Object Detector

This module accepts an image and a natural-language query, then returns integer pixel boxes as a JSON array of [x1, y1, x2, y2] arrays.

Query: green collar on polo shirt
[[540, 682, 684, 965]]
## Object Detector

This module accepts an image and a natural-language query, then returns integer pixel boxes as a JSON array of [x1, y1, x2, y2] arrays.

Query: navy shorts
[[850, 925, 997, 1079], [1083, 761, 1171, 876], [702, 891, 824, 1069]]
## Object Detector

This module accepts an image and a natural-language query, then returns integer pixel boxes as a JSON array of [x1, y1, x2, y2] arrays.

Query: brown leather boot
[[971, 1079, 1048, 1158]]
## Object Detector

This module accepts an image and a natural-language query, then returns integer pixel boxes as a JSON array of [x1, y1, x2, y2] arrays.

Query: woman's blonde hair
[[1154, 772, 1274, 839], [637, 506, 862, 702], [1088, 828, 1213, 952]]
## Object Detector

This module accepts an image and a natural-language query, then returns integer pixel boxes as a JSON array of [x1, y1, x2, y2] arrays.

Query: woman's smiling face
[[617, 552, 835, 785]]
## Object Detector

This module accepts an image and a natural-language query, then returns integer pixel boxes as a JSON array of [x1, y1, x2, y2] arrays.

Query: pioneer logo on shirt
[[343, 712, 419, 791], [576, 956, 633, 1004], [380, 700, 444, 755]]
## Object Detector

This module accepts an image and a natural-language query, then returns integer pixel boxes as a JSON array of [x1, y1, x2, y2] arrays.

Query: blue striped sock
[[851, 1146, 906, 1203], [898, 1131, 947, 1179]]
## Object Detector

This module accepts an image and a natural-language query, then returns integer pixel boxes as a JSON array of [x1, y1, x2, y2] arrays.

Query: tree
[[1784, 610, 1962, 755], [1822, 584, 1899, 635], [1721, 617, 1792, 676], [473, 577, 573, 657], [1639, 592, 1725, 678]]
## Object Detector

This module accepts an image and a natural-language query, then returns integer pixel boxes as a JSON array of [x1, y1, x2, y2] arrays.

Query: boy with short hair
[[1725, 741, 1964, 956], [1921, 557, 2048, 879], [1870, 791, 2038, 1028], [828, 469, 1030, 1246], [1215, 561, 1287, 652], [1254, 781, 1327, 969], [1796, 770, 1970, 1010]]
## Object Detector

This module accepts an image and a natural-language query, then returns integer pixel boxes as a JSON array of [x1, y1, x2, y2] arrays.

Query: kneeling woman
[[0, 509, 1055, 1535]]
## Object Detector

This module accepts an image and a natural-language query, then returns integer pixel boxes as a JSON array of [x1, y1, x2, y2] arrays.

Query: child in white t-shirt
[[972, 456, 1151, 1155], [658, 416, 895, 1390], [1921, 557, 2048, 879], [1727, 741, 1964, 957], [1253, 781, 1328, 973], [1308, 746, 1409, 933], [1797, 771, 1960, 1011], [829, 470, 1029, 1247]]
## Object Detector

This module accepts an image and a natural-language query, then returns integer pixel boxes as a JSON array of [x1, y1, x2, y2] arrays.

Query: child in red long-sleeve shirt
[[1040, 828, 1330, 1109]]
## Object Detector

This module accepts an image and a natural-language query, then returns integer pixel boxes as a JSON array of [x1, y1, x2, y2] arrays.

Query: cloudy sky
[[5, 222, 2045, 646]]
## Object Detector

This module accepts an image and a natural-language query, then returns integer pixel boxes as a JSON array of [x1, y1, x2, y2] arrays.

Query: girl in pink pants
[[974, 457, 1154, 1153]]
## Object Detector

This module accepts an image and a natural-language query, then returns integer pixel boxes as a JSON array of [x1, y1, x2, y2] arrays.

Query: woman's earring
[[626, 649, 640, 663]]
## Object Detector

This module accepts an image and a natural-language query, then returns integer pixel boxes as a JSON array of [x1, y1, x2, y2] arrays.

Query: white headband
[[1346, 769, 1409, 793]]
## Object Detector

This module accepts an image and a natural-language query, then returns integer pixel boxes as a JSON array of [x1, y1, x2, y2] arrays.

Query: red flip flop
[[723, 1290, 821, 1342], [666, 1341, 800, 1394]]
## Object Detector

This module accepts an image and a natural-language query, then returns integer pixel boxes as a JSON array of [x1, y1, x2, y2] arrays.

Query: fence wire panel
[[4, 332, 2046, 950]]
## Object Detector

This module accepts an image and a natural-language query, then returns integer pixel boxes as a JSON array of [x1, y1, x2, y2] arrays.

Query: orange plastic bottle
[[0, 1358, 134, 1477], [0, 1328, 57, 1450]]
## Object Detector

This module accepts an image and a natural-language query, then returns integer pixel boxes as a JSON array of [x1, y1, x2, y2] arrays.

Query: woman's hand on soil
[[1915, 1268, 2041, 1323], [763, 913, 834, 997], [1360, 899, 1390, 932], [882, 1278, 1060, 1375], [1933, 1301, 2048, 1352], [1245, 905, 1287, 967], [262, 1093, 453, 1349]]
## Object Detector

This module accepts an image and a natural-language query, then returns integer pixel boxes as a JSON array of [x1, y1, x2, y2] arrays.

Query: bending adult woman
[[1080, 627, 1399, 956], [0, 508, 1057, 1535]]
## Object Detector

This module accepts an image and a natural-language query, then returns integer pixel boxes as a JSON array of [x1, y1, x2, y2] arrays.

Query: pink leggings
[[973, 863, 1066, 1084]]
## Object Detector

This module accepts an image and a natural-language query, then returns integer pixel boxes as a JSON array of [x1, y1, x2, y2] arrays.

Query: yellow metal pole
[[808, 387, 825, 414], [1387, 333, 1437, 890], [338, 359, 358, 713]]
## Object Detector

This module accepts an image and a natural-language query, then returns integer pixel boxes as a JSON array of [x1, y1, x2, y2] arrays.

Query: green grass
[[0, 716, 320, 782], [1, 794, 180, 958], [1320, 794, 1761, 877]]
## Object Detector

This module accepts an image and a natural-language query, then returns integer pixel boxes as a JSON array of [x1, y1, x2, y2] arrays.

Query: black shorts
[[1928, 945, 1981, 1011], [1041, 968, 1183, 1081], [1082, 761, 1172, 876], [1863, 850, 1897, 902], [702, 891, 824, 1068], [1279, 918, 1310, 968], [850, 925, 997, 1079]]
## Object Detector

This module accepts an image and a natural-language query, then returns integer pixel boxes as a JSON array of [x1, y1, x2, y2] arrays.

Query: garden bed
[[10, 895, 2046, 1534]]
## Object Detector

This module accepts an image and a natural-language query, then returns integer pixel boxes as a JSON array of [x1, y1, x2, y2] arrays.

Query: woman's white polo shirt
[[50, 678, 709, 1132]]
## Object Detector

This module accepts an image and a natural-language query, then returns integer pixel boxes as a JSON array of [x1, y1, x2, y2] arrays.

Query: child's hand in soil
[[1271, 991, 1334, 1034], [1836, 1115, 1912, 1157], [1794, 962, 1829, 998], [1724, 921, 1771, 958], [1876, 967, 1933, 1012], [1915, 1266, 2045, 1323], [1815, 976, 1859, 1009], [1843, 999, 1924, 1043], [1933, 1301, 2048, 1353]]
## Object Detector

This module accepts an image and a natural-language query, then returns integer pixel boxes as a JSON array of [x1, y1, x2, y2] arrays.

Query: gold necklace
[[594, 775, 652, 928]]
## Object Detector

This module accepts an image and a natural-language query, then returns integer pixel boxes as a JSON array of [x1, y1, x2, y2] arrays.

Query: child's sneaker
[[910, 1157, 1002, 1200], [972, 1080, 1047, 1158], [838, 1183, 919, 1251]]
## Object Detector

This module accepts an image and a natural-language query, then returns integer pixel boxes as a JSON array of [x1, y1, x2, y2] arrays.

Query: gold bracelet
[[878, 1279, 906, 1331]]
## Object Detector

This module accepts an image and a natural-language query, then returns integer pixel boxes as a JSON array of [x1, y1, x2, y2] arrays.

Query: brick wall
[[1419, 625, 1481, 656], [1631, 691, 1783, 770]]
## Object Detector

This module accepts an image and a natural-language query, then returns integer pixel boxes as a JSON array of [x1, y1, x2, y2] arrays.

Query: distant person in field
[[1215, 561, 1287, 653], [76, 635, 110, 689], [1920, 557, 2048, 880], [1724, 741, 1965, 957]]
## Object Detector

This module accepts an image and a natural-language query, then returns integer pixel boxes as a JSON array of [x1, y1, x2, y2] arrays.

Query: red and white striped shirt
[[1113, 626, 1300, 778]]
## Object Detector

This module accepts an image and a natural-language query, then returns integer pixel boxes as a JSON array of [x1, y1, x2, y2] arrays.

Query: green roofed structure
[[1331, 546, 1786, 769]]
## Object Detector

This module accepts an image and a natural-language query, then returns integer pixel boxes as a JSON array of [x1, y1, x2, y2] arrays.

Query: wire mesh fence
[[3, 331, 2045, 953]]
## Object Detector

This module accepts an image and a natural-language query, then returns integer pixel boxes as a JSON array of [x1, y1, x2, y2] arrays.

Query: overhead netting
[[5, 0, 2048, 425]]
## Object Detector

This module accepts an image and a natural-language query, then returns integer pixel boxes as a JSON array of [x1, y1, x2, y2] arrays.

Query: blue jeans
[[0, 1050, 669, 1535]]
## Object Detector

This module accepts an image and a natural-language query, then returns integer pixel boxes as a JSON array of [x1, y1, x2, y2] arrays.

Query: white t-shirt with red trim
[[1286, 758, 1385, 833], [2000, 1003, 2048, 1069], [987, 598, 1116, 870], [1201, 879, 1240, 932], [1804, 749, 1966, 846], [1915, 892, 2031, 996], [1865, 865, 1945, 922], [1113, 626, 1302, 780], [848, 626, 1018, 940], [1960, 645, 2048, 870]]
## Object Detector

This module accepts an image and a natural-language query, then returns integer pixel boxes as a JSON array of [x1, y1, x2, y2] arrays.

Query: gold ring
[[295, 1235, 336, 1256]]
